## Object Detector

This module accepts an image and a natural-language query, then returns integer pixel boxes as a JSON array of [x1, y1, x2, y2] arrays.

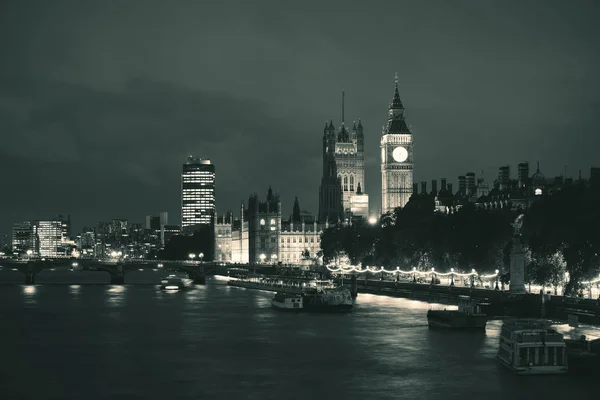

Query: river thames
[[1, 270, 597, 399]]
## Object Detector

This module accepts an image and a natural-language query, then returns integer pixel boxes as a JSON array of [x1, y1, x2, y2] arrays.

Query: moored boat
[[497, 319, 568, 375], [427, 295, 487, 330], [301, 282, 353, 313], [271, 292, 303, 311]]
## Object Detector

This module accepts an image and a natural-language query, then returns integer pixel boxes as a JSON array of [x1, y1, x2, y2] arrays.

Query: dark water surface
[[0, 272, 597, 399]]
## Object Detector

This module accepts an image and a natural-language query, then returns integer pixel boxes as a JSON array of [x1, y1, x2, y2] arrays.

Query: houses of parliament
[[215, 76, 414, 264]]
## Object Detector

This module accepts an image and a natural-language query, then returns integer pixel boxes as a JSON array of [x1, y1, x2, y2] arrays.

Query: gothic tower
[[381, 74, 414, 214], [319, 90, 367, 222], [318, 119, 344, 223]]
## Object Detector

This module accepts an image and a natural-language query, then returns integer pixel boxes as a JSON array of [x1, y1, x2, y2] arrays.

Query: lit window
[[260, 219, 265, 226], [270, 219, 275, 225]]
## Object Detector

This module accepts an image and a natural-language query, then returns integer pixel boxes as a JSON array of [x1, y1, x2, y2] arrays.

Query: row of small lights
[[327, 265, 500, 279]]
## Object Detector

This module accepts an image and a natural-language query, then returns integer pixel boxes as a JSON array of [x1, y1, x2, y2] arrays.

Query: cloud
[[0, 76, 322, 230]]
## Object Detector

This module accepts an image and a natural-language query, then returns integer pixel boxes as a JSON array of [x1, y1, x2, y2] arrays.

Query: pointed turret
[[357, 119, 363, 132], [390, 72, 404, 110], [357, 182, 362, 195], [384, 74, 411, 135], [352, 121, 357, 132]]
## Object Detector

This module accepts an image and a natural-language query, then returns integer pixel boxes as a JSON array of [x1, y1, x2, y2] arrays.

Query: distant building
[[37, 220, 63, 257], [498, 166, 510, 191], [181, 156, 215, 234], [215, 212, 233, 262], [12, 222, 37, 256], [215, 193, 326, 266], [279, 214, 325, 265], [590, 167, 600, 186], [518, 162, 530, 189], [247, 188, 281, 265], [349, 184, 369, 219]]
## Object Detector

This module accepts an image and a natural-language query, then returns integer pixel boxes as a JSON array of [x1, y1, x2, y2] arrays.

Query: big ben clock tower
[[381, 74, 414, 214]]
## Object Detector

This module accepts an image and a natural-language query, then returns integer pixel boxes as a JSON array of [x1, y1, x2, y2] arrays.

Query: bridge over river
[[0, 257, 218, 284]]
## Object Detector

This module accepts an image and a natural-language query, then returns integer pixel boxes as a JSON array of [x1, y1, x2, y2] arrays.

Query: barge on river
[[497, 319, 568, 375], [427, 295, 487, 330]]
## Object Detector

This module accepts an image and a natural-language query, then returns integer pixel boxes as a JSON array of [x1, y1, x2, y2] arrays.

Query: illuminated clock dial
[[392, 146, 408, 163]]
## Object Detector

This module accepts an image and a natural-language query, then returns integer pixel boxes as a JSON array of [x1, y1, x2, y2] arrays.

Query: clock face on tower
[[392, 146, 408, 163]]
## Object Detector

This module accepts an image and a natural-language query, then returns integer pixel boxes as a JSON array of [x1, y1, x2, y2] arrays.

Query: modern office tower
[[181, 156, 216, 234], [381, 73, 414, 214], [78, 227, 96, 258], [37, 220, 63, 257], [498, 166, 510, 190], [12, 221, 37, 256], [458, 176, 467, 195], [466, 172, 476, 196], [518, 162, 530, 189]]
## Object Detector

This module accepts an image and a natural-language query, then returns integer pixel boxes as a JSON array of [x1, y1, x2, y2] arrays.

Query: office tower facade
[[518, 162, 530, 189], [12, 222, 37, 256], [466, 172, 476, 197], [181, 156, 216, 234], [381, 74, 414, 214], [498, 166, 510, 190], [37, 220, 63, 257], [458, 176, 467, 195]]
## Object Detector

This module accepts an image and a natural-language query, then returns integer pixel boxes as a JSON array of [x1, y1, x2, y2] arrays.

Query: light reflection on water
[[104, 285, 126, 307], [21, 285, 37, 306], [2, 282, 599, 399], [69, 284, 81, 297]]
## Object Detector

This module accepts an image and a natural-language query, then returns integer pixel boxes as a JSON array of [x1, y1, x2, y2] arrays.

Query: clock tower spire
[[380, 74, 414, 214]]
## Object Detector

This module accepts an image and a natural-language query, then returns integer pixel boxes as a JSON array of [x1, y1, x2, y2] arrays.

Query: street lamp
[[368, 216, 378, 225], [431, 267, 435, 285], [495, 269, 500, 291], [26, 250, 33, 258], [412, 267, 417, 283], [450, 268, 455, 286], [189, 253, 196, 262], [259, 253, 266, 263], [471, 269, 476, 289], [199, 253, 204, 262]]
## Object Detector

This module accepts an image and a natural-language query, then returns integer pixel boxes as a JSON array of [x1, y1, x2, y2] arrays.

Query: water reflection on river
[[0, 274, 597, 399]]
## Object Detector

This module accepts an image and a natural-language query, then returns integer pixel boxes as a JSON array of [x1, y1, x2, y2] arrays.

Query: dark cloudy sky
[[1, 0, 599, 234]]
